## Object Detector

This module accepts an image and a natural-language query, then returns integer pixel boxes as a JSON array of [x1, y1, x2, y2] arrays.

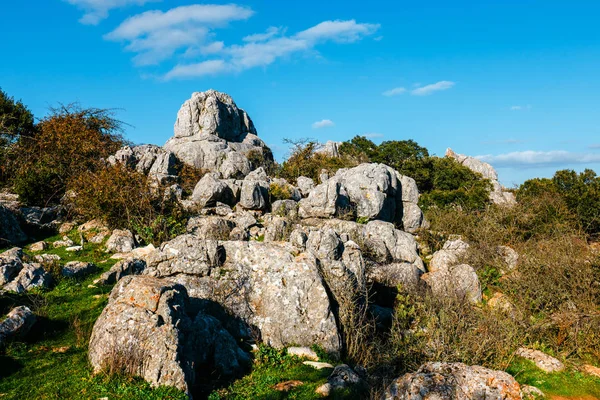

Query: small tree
[[0, 89, 35, 185], [10, 105, 125, 205]]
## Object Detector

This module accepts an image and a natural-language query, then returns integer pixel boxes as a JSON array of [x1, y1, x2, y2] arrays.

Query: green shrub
[[9, 105, 124, 206], [66, 165, 187, 245], [278, 139, 357, 184], [268, 182, 292, 202]]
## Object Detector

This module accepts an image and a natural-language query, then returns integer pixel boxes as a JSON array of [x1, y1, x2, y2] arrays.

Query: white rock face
[[164, 90, 273, 179], [446, 148, 516, 206]]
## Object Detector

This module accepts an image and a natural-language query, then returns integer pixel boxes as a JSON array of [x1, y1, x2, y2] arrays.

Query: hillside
[[1, 90, 599, 400]]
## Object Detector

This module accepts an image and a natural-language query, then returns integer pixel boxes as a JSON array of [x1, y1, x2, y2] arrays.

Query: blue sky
[[2, 0, 600, 186]]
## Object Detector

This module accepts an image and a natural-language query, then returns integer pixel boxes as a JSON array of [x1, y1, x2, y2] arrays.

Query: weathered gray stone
[[264, 216, 289, 242], [0, 306, 36, 345], [515, 348, 564, 373], [62, 261, 97, 279], [382, 362, 522, 400], [4, 263, 51, 293], [0, 248, 23, 286], [296, 176, 315, 197], [106, 229, 135, 253], [316, 364, 364, 397], [364, 221, 424, 270], [367, 262, 423, 292], [108, 144, 178, 183], [95, 259, 146, 285], [164, 90, 272, 178], [289, 228, 308, 250], [271, 199, 299, 219], [239, 180, 268, 210], [144, 235, 224, 278], [428, 238, 470, 273], [187, 216, 235, 240], [423, 263, 482, 303], [287, 347, 319, 361], [89, 276, 248, 394], [192, 173, 236, 208], [167, 241, 342, 355], [29, 241, 48, 252], [298, 179, 341, 219], [229, 227, 249, 241]]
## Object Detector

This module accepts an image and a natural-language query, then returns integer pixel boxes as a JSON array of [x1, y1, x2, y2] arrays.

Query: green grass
[[0, 231, 187, 400], [508, 358, 600, 397], [208, 346, 362, 400]]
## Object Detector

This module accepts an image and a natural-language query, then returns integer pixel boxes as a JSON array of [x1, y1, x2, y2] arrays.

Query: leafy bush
[[67, 165, 187, 245], [176, 163, 207, 197], [9, 105, 124, 205], [0, 88, 35, 186], [520, 169, 600, 237], [278, 139, 357, 184], [268, 182, 292, 202]]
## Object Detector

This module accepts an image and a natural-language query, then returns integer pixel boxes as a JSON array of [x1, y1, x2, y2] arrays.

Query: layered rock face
[[108, 144, 178, 183], [164, 90, 273, 179], [298, 163, 427, 233], [446, 148, 516, 206]]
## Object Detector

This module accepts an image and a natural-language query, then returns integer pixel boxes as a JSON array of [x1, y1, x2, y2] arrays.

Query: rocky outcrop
[[89, 276, 250, 394], [0, 205, 27, 245], [0, 306, 36, 346], [62, 261, 97, 279], [1, 248, 52, 294], [145, 238, 343, 355], [298, 164, 426, 232], [382, 362, 522, 400], [164, 90, 273, 179], [108, 144, 178, 183], [446, 148, 516, 206]]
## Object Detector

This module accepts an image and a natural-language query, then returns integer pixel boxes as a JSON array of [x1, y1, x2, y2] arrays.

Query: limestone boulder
[[106, 229, 135, 253], [382, 362, 522, 400], [191, 172, 236, 208], [0, 306, 36, 345], [164, 90, 273, 178], [3, 263, 52, 293]]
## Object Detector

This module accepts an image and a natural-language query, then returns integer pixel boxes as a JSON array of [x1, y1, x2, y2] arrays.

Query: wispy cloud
[[362, 132, 384, 138], [510, 104, 532, 111], [382, 87, 406, 97], [105, 4, 254, 66], [312, 119, 335, 129], [411, 81, 455, 96], [589, 144, 600, 149], [243, 26, 283, 42], [162, 18, 379, 79], [65, 0, 159, 25], [476, 150, 600, 168]]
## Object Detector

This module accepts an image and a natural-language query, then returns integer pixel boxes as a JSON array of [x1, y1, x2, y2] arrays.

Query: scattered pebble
[[303, 361, 334, 370]]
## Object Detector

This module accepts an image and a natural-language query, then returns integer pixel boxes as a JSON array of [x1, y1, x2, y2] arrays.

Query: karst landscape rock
[[1, 89, 599, 400]]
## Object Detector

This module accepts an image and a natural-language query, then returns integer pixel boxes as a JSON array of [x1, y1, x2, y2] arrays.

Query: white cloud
[[65, 0, 159, 25], [510, 104, 532, 111], [164, 60, 230, 80], [312, 119, 335, 129], [476, 150, 600, 168], [163, 18, 379, 79], [295, 20, 380, 43], [411, 81, 455, 96], [362, 133, 384, 138], [243, 26, 283, 42], [382, 87, 406, 97], [589, 144, 600, 149], [105, 4, 254, 65]]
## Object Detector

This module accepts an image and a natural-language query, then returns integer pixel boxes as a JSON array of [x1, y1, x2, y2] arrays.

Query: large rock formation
[[298, 163, 427, 232], [0, 204, 27, 245], [382, 362, 523, 400], [108, 144, 178, 183], [164, 90, 273, 179], [143, 236, 344, 355], [446, 148, 516, 206], [89, 276, 250, 395]]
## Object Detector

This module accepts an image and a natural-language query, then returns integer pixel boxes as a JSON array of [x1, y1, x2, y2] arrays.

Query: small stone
[[62, 261, 96, 279], [53, 236, 74, 248], [515, 348, 564, 373], [287, 346, 319, 361], [29, 241, 48, 252], [59, 222, 77, 234], [582, 364, 600, 378], [303, 361, 334, 370], [521, 385, 545, 399], [65, 246, 83, 252], [273, 380, 303, 392]]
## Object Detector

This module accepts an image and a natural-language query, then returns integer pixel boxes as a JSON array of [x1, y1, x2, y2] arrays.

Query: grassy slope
[[1, 232, 599, 399]]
